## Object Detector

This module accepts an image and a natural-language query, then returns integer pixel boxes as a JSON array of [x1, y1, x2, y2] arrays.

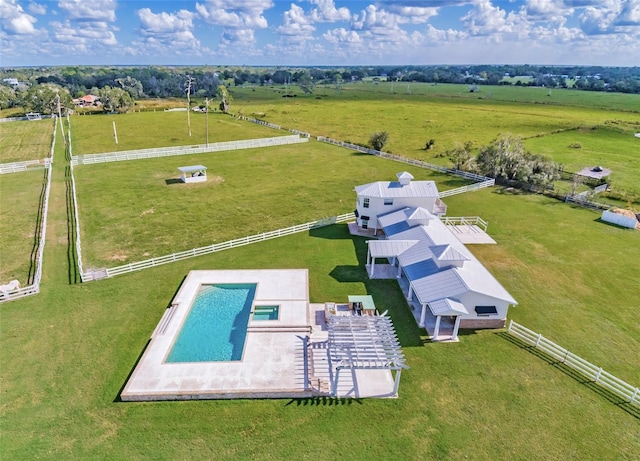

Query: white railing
[[508, 320, 639, 406], [438, 179, 495, 197], [0, 118, 57, 303], [71, 135, 308, 165], [316, 136, 494, 190], [0, 159, 50, 175], [236, 115, 281, 130], [0, 115, 53, 123], [81, 212, 355, 281], [440, 216, 488, 232]]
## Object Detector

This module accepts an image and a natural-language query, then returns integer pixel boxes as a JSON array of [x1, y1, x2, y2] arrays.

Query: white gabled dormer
[[397, 171, 414, 186], [405, 207, 434, 227], [429, 244, 470, 268]]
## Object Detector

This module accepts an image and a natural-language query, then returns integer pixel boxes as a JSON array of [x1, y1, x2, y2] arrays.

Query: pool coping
[[121, 269, 313, 401]]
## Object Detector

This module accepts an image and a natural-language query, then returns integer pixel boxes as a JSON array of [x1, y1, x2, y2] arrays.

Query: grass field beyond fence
[[1, 85, 639, 460]]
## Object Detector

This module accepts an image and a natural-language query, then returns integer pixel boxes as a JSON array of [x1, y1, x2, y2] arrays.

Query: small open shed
[[178, 165, 207, 183]]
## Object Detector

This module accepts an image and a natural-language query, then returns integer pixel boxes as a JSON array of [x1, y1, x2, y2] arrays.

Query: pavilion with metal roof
[[326, 314, 408, 397]]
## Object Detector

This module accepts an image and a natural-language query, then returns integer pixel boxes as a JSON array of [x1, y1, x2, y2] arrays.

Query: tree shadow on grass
[[498, 331, 640, 419]]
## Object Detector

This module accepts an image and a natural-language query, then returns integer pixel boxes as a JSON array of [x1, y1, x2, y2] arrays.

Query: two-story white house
[[354, 172, 447, 233]]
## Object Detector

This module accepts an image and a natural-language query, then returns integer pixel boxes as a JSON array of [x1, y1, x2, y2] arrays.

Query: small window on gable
[[384, 198, 393, 206], [475, 306, 498, 316], [363, 198, 370, 208]]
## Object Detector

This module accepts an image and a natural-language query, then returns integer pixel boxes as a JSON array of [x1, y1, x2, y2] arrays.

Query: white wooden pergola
[[327, 314, 408, 396]]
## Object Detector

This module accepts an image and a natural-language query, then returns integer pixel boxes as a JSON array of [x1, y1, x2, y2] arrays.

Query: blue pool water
[[253, 305, 279, 321], [166, 283, 256, 362]]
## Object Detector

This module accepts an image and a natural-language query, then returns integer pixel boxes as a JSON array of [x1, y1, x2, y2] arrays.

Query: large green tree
[[23, 84, 73, 115], [97, 86, 134, 113]]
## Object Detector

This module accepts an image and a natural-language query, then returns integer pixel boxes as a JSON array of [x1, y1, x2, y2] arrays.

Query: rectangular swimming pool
[[166, 283, 256, 362]]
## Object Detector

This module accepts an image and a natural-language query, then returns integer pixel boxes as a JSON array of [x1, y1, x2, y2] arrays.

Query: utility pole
[[55, 92, 66, 145], [185, 76, 195, 137], [205, 97, 209, 147]]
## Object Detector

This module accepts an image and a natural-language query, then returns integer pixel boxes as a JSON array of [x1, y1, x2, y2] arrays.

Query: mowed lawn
[[70, 110, 290, 155], [0, 118, 54, 163], [73, 138, 469, 269], [1, 86, 639, 460], [1, 183, 638, 460], [0, 169, 48, 283]]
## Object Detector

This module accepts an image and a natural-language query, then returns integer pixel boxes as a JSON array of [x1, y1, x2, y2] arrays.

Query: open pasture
[[74, 139, 468, 269], [0, 118, 54, 163], [1, 188, 639, 460], [2, 85, 639, 460], [231, 83, 640, 199], [69, 110, 289, 155], [0, 169, 47, 283]]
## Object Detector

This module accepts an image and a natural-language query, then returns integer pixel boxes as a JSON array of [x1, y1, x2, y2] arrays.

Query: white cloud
[[134, 7, 201, 56], [196, 0, 272, 28], [0, 0, 38, 34], [425, 24, 468, 43], [309, 0, 350, 22], [221, 28, 255, 45], [50, 19, 117, 54], [323, 27, 362, 43], [58, 0, 117, 22], [276, 4, 315, 39], [28, 2, 46, 16], [377, 0, 440, 24], [138, 8, 194, 35], [461, 0, 528, 39]]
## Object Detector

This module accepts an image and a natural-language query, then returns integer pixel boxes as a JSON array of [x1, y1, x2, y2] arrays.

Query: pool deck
[[120, 269, 399, 401]]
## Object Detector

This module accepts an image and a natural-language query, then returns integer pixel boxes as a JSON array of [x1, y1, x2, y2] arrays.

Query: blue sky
[[1, 0, 639, 67]]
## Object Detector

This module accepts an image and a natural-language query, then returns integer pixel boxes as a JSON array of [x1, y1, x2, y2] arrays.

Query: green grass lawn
[[70, 110, 289, 155], [0, 169, 48, 283], [2, 86, 639, 460], [230, 84, 640, 197], [0, 118, 54, 163], [73, 138, 469, 269]]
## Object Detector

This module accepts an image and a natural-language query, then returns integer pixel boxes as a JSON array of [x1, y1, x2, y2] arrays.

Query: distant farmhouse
[[354, 172, 517, 341]]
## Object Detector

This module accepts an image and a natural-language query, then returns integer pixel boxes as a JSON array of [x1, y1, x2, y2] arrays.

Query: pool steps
[[153, 303, 179, 337]]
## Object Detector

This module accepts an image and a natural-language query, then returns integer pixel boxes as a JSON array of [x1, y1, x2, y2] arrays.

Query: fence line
[[565, 194, 612, 211], [0, 115, 53, 123], [72, 135, 308, 165], [507, 320, 639, 406], [0, 159, 51, 175], [81, 213, 355, 282], [235, 115, 281, 130], [316, 136, 495, 192], [0, 118, 57, 303], [67, 116, 86, 281]]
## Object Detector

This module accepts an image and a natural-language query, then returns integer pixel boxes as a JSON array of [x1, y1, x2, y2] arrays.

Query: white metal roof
[[368, 240, 419, 258], [429, 298, 470, 316], [384, 207, 518, 306], [178, 165, 207, 173], [355, 179, 439, 198]]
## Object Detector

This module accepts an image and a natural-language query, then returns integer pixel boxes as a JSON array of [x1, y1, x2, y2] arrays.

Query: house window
[[384, 198, 393, 206], [475, 306, 498, 316], [361, 216, 369, 229], [363, 198, 370, 208]]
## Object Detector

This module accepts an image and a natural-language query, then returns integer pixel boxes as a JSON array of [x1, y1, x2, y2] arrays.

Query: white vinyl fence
[[565, 194, 612, 211], [0, 118, 57, 303], [316, 136, 495, 195], [66, 117, 87, 280], [72, 135, 308, 165], [508, 321, 639, 406], [81, 212, 355, 282], [0, 159, 51, 175]]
